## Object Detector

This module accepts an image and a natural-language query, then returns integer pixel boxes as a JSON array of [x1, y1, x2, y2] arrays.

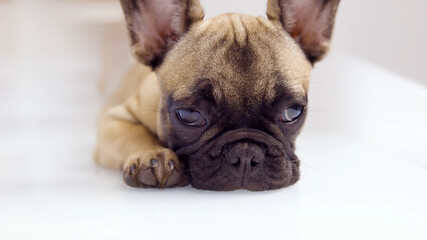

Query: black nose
[[225, 142, 265, 173]]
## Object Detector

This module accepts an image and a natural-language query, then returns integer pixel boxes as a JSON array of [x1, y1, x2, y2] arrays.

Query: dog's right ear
[[119, 0, 204, 68]]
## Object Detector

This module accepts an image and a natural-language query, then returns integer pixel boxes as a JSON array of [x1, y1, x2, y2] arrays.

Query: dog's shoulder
[[102, 64, 161, 137]]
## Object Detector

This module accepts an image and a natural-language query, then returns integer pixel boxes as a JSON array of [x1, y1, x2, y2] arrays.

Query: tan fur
[[157, 14, 311, 101]]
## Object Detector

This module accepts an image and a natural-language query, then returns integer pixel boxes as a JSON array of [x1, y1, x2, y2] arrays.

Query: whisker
[[300, 162, 326, 175]]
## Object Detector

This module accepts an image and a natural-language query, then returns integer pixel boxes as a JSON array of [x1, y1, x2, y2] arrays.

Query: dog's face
[[120, 0, 340, 190], [157, 15, 311, 190]]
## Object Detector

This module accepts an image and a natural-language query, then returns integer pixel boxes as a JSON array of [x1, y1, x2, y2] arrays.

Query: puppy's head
[[119, 0, 340, 191]]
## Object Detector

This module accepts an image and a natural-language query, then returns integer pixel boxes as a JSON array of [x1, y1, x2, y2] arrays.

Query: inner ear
[[267, 0, 340, 63], [119, 0, 204, 68]]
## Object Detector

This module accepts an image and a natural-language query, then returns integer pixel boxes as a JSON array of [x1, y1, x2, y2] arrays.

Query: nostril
[[232, 159, 241, 168], [250, 160, 259, 168]]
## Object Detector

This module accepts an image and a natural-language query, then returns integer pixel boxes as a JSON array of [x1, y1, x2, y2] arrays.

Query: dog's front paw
[[122, 149, 188, 188]]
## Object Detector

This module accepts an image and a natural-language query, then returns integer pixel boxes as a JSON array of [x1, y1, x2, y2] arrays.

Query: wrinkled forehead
[[157, 13, 312, 103]]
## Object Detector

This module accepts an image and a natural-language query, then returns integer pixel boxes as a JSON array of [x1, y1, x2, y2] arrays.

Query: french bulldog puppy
[[95, 0, 340, 191]]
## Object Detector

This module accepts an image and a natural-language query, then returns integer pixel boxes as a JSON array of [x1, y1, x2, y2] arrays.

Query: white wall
[[200, 0, 427, 86], [333, 0, 427, 86]]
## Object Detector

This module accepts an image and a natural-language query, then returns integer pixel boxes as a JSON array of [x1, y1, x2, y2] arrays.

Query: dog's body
[[95, 0, 340, 191]]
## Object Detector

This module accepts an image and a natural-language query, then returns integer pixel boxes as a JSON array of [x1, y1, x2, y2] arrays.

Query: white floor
[[1, 1, 426, 240]]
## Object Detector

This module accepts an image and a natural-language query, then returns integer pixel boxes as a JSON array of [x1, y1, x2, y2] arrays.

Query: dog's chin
[[179, 129, 300, 191]]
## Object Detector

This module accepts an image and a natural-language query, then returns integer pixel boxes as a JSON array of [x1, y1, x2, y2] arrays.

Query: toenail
[[150, 159, 159, 168], [168, 160, 175, 170], [130, 164, 136, 174]]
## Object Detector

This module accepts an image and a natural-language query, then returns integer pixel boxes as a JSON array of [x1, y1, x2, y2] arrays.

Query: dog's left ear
[[119, 0, 204, 68], [267, 0, 340, 63]]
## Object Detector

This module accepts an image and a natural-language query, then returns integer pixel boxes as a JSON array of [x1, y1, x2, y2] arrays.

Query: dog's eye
[[176, 109, 206, 127], [279, 104, 304, 123]]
